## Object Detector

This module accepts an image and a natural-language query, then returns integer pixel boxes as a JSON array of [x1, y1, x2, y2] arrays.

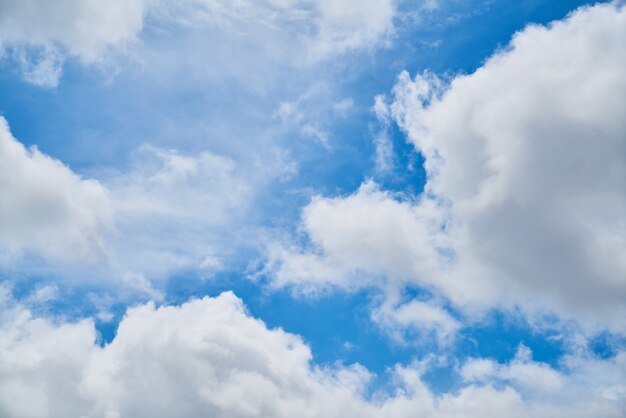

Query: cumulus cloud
[[0, 0, 151, 60], [265, 3, 626, 330], [0, 0, 153, 86], [262, 182, 462, 342], [371, 297, 461, 346], [0, 287, 624, 418], [390, 2, 626, 321], [0, 117, 112, 263], [461, 344, 564, 393], [265, 181, 445, 291]]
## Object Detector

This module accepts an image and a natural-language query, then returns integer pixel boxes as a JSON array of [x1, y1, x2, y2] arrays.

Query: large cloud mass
[[268, 3, 626, 329], [0, 288, 624, 418], [390, 2, 626, 321], [0, 117, 112, 263]]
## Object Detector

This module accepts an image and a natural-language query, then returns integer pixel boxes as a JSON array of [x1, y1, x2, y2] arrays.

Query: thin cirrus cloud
[[0, 117, 256, 282], [106, 144, 256, 279], [0, 286, 624, 418], [159, 0, 396, 60], [0, 1, 399, 281], [0, 0, 397, 87], [266, 3, 626, 330]]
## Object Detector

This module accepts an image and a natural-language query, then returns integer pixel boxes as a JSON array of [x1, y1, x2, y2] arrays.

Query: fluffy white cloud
[[390, 2, 626, 322], [0, 0, 153, 86], [461, 344, 564, 393], [371, 297, 461, 346], [263, 181, 458, 342], [266, 181, 445, 291], [0, 287, 624, 418], [266, 3, 626, 329], [0, 117, 112, 263], [0, 0, 151, 60]]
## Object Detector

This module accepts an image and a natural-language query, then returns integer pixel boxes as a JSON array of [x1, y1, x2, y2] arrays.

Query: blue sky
[[0, 1, 625, 417]]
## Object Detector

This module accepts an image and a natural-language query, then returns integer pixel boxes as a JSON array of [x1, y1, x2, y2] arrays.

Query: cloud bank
[[0, 288, 624, 418], [267, 3, 626, 329]]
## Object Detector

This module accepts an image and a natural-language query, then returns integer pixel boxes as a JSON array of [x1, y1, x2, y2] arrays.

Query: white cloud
[[275, 84, 352, 148], [262, 181, 461, 343], [105, 144, 251, 278], [461, 345, 564, 393], [310, 0, 396, 58], [265, 181, 445, 292], [0, 0, 153, 86], [111, 145, 247, 224], [0, 288, 624, 418], [0, 117, 112, 263], [372, 297, 461, 345], [0, 0, 151, 60], [372, 95, 395, 173], [165, 0, 396, 61], [333, 98, 354, 115], [266, 3, 626, 330], [0, 288, 371, 418], [0, 117, 257, 282], [0, 0, 398, 87], [12, 46, 64, 88], [390, 2, 626, 323]]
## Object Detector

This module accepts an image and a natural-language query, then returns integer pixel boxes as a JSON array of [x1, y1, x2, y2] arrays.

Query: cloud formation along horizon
[[0, 287, 624, 418]]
